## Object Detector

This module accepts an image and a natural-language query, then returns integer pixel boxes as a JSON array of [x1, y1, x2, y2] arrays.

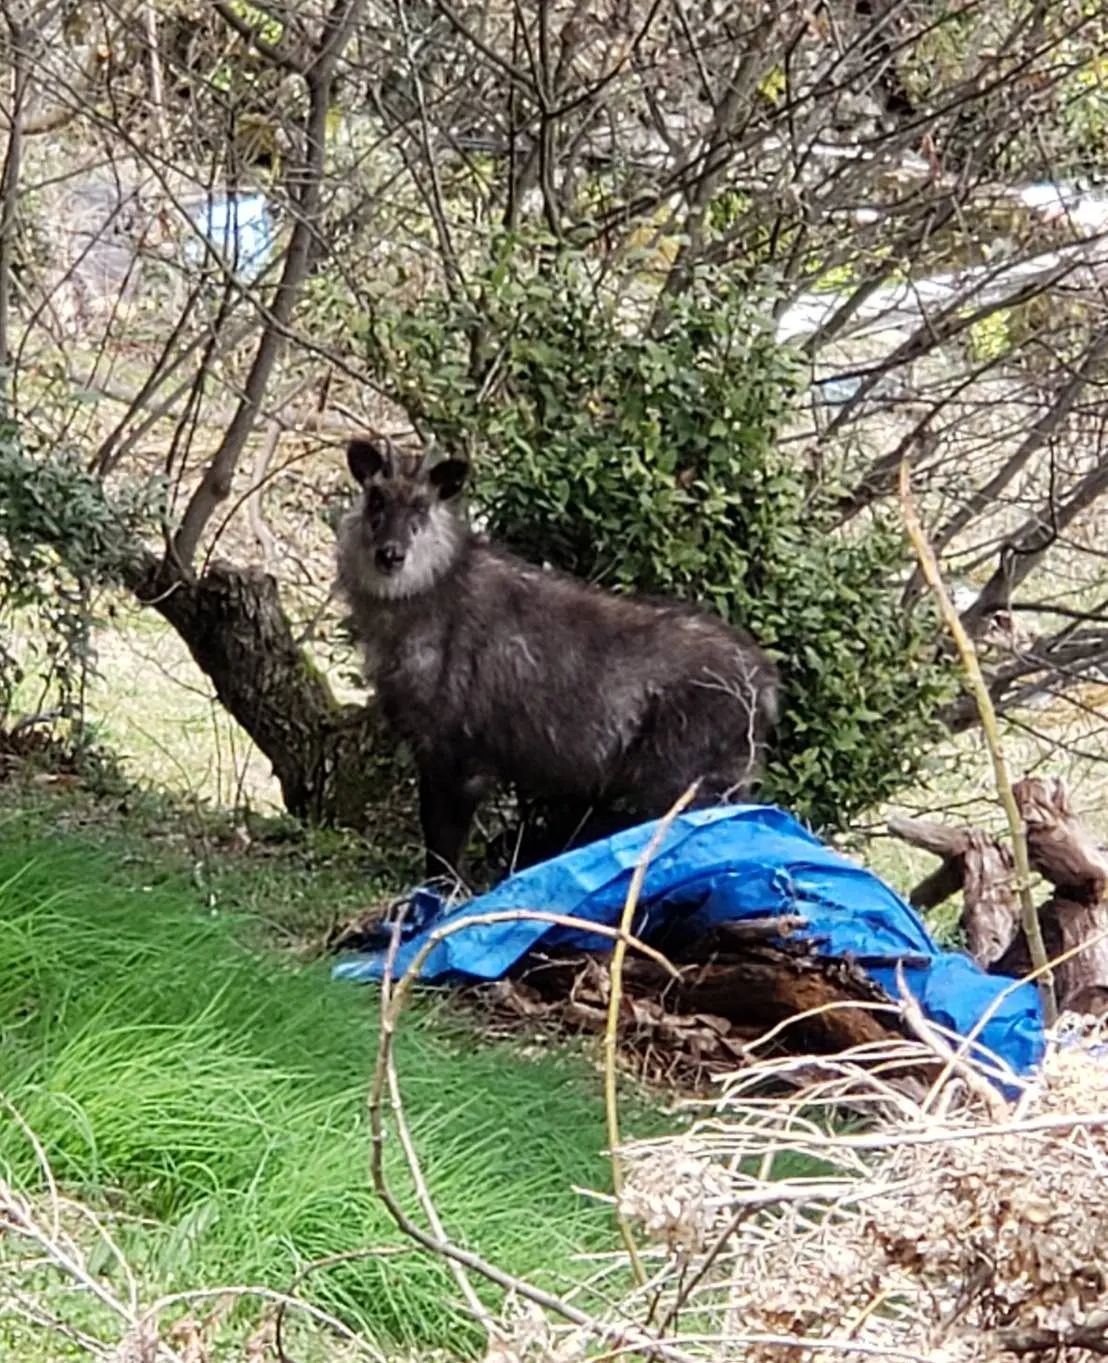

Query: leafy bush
[[0, 426, 159, 731], [359, 248, 954, 828]]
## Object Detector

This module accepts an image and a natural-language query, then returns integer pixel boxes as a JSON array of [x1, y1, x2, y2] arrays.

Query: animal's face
[[346, 437, 468, 596]]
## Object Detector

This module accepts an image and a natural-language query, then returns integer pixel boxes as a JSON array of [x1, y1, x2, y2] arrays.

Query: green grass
[[0, 814, 663, 1356]]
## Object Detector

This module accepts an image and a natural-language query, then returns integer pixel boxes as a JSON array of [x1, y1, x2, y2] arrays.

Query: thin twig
[[365, 906, 701, 1363], [928, 924, 1108, 1122], [142, 2, 171, 147], [377, 905, 492, 1329], [894, 964, 1009, 1121], [603, 782, 699, 1288], [899, 458, 1056, 1026], [274, 1246, 414, 1363]]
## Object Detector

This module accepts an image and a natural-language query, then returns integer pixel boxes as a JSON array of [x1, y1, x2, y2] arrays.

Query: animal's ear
[[428, 458, 468, 501], [346, 438, 392, 485]]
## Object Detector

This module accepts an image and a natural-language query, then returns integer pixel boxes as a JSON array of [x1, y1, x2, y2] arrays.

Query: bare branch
[[211, 0, 305, 73], [171, 0, 368, 571]]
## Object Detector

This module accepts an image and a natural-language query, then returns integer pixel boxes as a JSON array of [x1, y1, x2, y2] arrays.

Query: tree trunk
[[997, 779, 1108, 1012], [127, 554, 413, 834], [888, 815, 1018, 967]]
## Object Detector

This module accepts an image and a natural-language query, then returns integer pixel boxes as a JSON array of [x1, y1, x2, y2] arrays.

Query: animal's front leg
[[417, 762, 482, 881]]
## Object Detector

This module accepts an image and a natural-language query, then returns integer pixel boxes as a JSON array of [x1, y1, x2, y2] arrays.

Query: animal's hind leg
[[621, 679, 770, 815], [539, 799, 608, 853], [511, 797, 624, 867], [616, 746, 750, 822], [418, 763, 484, 882], [634, 772, 728, 816]]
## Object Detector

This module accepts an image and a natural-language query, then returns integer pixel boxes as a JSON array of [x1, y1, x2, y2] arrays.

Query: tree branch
[[0, 7, 29, 373], [905, 326, 1108, 597], [961, 448, 1108, 640], [211, 0, 305, 73], [171, 0, 367, 572]]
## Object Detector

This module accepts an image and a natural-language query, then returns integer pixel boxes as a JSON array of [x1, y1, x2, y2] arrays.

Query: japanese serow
[[335, 436, 780, 879]]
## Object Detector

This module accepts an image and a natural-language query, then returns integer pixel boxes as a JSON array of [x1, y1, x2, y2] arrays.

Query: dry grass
[[469, 1015, 1108, 1363]]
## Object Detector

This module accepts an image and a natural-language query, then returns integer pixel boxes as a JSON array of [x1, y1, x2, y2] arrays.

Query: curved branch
[[940, 628, 1108, 731], [211, 0, 305, 73], [961, 451, 1108, 639], [905, 327, 1108, 595]]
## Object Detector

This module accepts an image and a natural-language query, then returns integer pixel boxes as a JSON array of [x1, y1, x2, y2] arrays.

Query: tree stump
[[888, 815, 1018, 967]]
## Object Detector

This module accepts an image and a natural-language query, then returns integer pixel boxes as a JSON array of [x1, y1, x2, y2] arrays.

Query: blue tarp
[[333, 804, 1046, 1080]]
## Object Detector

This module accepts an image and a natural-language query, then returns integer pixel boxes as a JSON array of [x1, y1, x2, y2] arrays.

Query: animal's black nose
[[375, 544, 404, 574]]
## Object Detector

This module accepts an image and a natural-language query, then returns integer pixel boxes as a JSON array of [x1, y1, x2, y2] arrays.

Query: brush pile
[[481, 1018, 1108, 1363], [330, 904, 927, 1091], [631, 1022, 1108, 1361], [463, 927, 913, 1090], [0, 720, 85, 785]]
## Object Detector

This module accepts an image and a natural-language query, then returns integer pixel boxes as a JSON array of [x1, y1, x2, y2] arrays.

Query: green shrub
[[359, 247, 953, 829], [0, 427, 159, 732]]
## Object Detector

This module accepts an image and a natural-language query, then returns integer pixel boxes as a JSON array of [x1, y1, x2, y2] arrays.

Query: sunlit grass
[[0, 825, 661, 1356]]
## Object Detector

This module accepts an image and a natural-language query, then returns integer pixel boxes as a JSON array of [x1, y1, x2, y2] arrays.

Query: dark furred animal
[[335, 436, 780, 878]]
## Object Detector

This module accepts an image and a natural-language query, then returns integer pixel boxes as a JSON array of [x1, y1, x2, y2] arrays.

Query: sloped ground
[[0, 788, 669, 1360]]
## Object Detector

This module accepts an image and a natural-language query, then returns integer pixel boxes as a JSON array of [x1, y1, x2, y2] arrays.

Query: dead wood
[[890, 777, 1108, 1008], [995, 893, 1108, 1010], [1013, 776, 1108, 899], [888, 815, 1018, 966], [887, 815, 970, 863], [463, 934, 914, 1093], [702, 915, 809, 946], [660, 949, 901, 1052], [997, 780, 1108, 1005], [960, 830, 1020, 967]]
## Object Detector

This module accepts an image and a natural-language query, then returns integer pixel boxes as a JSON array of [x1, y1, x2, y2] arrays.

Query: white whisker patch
[[362, 504, 461, 600]]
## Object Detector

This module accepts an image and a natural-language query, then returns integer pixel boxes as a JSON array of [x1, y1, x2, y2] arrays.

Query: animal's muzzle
[[375, 544, 404, 574]]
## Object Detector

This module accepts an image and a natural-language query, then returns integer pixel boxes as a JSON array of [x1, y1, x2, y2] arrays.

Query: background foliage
[[363, 248, 953, 825], [1, 0, 1107, 845]]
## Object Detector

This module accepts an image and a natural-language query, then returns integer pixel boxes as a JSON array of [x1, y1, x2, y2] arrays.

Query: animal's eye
[[365, 487, 385, 517], [412, 498, 430, 516]]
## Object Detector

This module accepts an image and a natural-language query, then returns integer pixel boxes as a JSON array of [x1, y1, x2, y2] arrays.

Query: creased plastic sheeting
[[332, 804, 1046, 1079]]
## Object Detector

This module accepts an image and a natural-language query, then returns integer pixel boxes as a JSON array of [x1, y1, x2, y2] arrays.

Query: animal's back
[[375, 540, 778, 804]]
